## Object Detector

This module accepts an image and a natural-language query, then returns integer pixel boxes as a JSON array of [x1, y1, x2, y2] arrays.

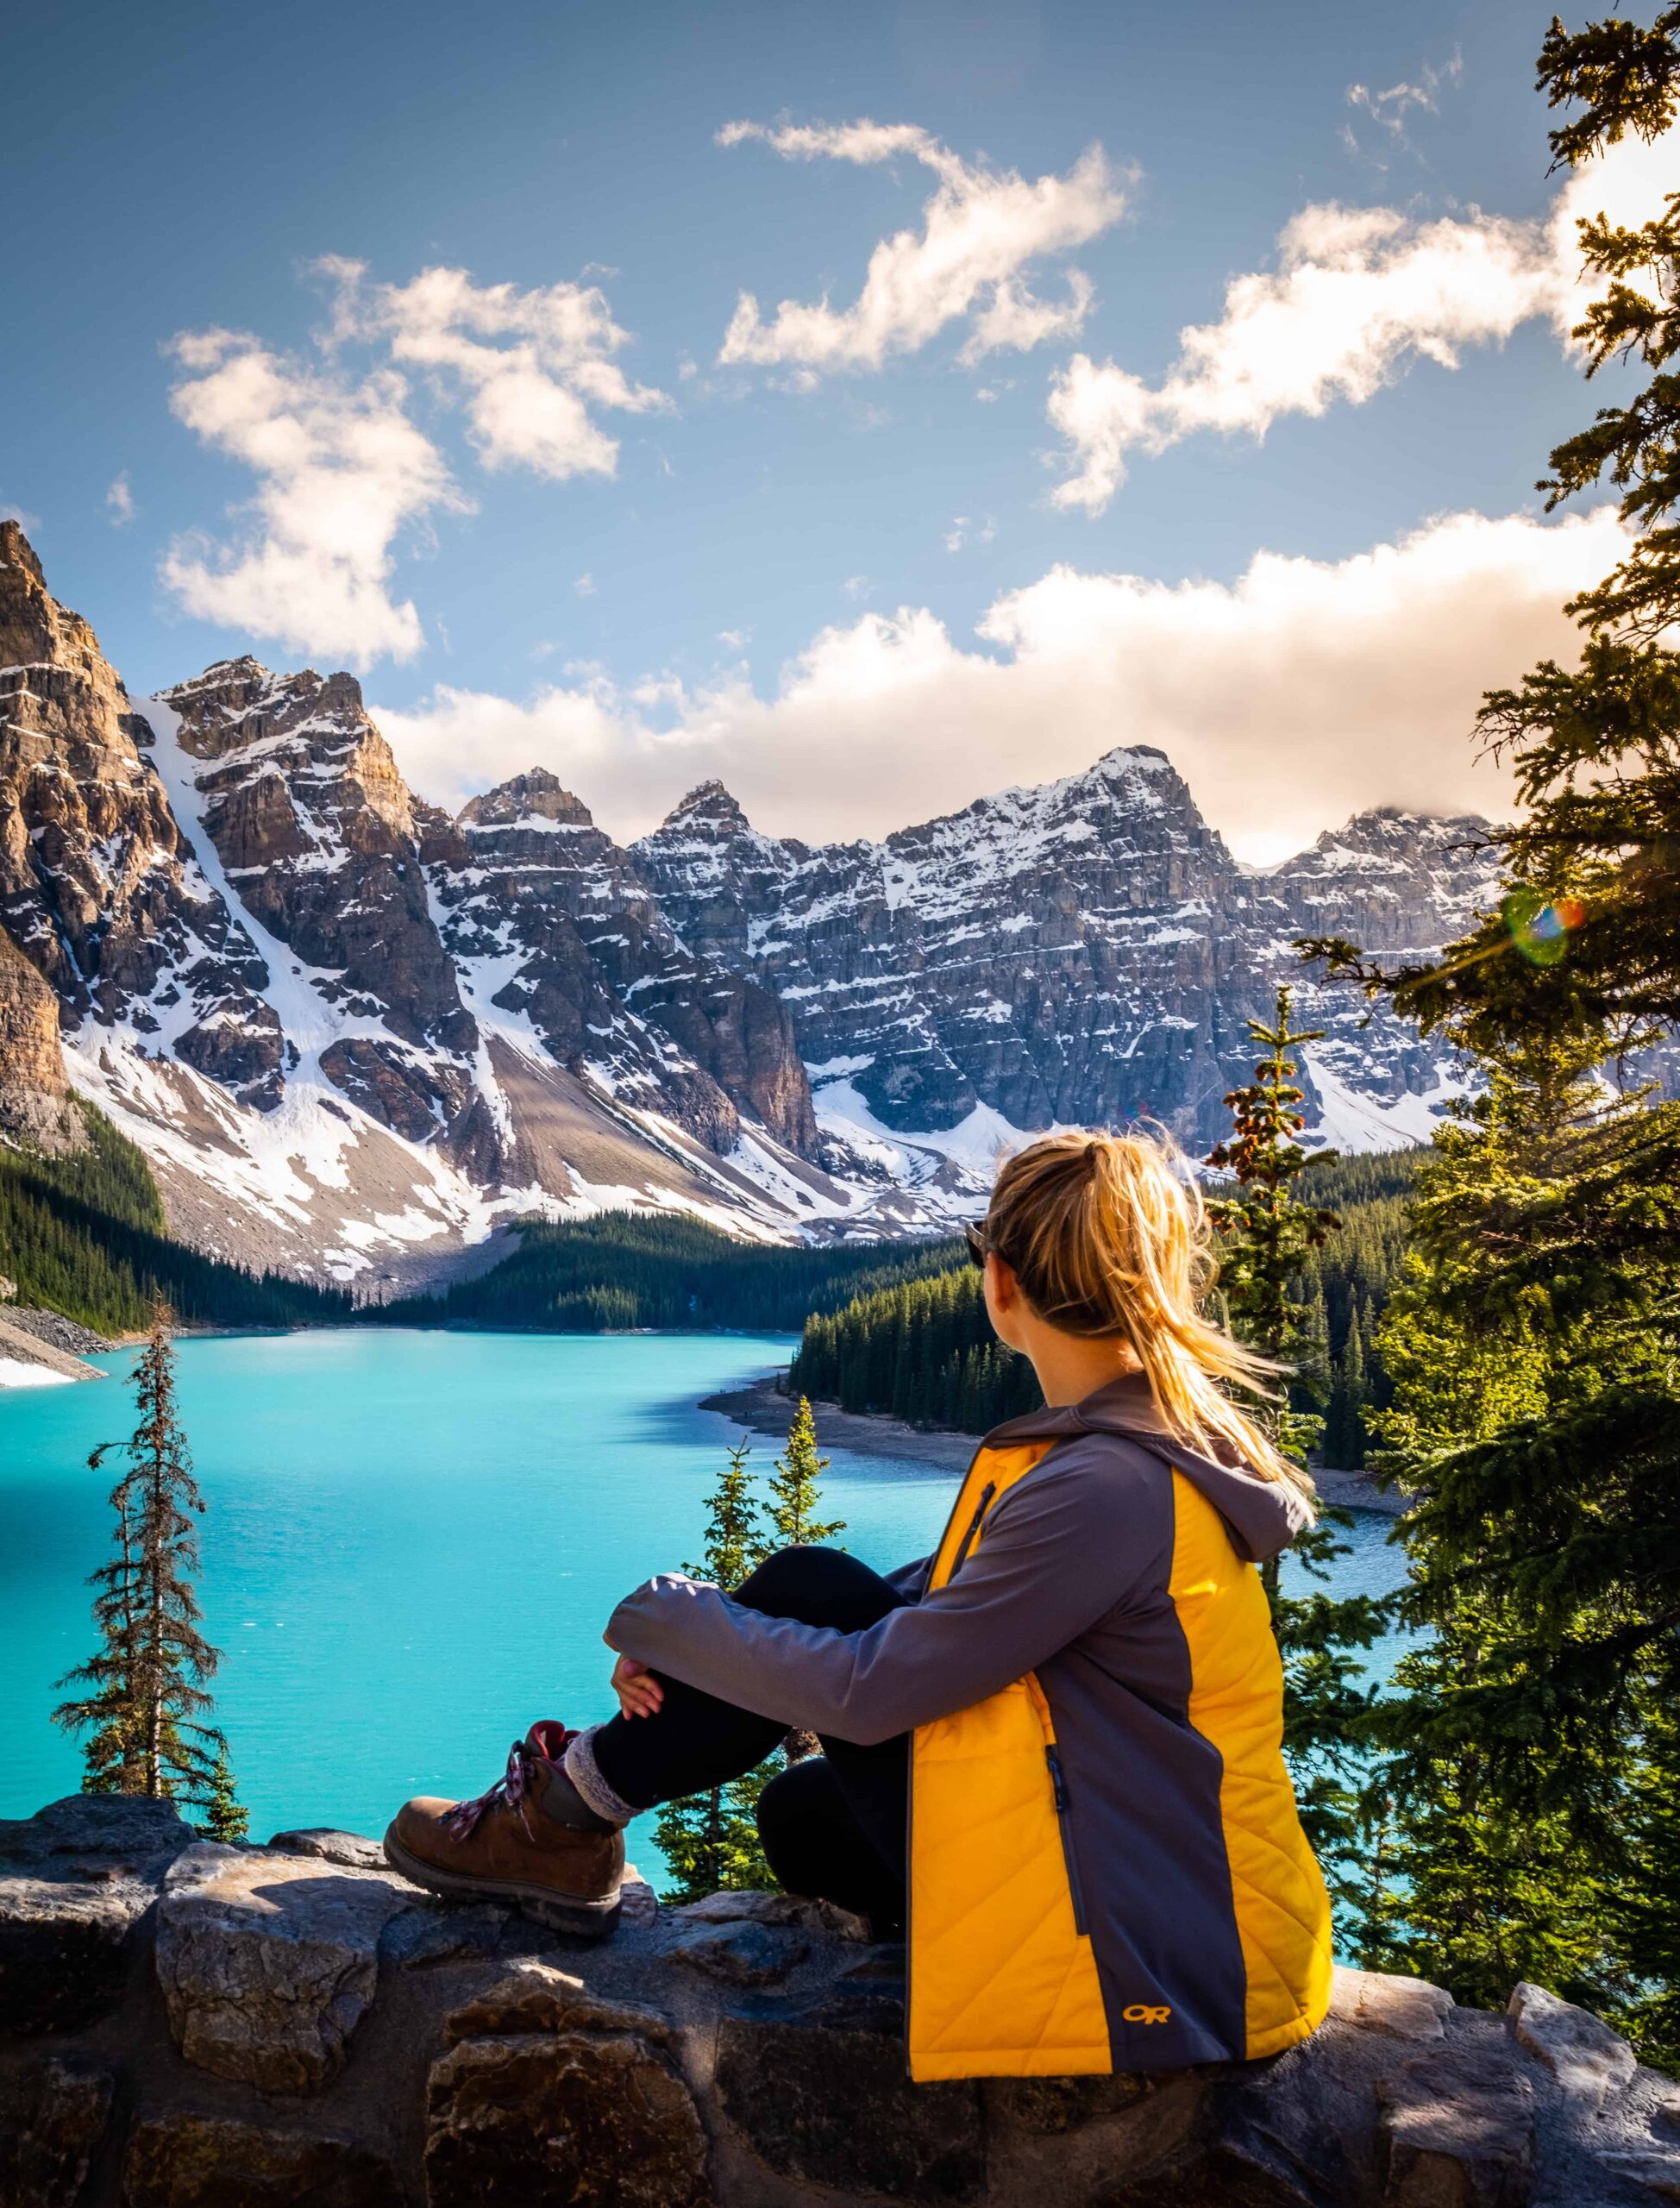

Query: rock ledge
[[2, 1795, 1677, 2206]]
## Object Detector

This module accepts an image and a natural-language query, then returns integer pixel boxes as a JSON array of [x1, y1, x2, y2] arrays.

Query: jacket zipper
[[1044, 1743, 1089, 1936], [948, 1482, 997, 1579], [1027, 1677, 1089, 1938]]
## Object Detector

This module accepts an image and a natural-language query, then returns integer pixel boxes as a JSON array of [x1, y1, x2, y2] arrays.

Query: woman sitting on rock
[[386, 1130, 1332, 2080]]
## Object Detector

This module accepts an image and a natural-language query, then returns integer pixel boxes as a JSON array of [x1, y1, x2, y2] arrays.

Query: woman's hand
[[611, 1652, 664, 1720]]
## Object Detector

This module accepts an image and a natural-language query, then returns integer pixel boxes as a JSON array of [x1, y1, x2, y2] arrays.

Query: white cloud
[[716, 119, 1127, 373], [105, 473, 135, 526], [1345, 47, 1463, 154], [323, 258, 669, 482], [574, 572, 597, 597], [718, 626, 752, 649], [374, 504, 1627, 863], [944, 515, 996, 551], [163, 258, 664, 666], [1048, 126, 1676, 512], [161, 329, 462, 666]]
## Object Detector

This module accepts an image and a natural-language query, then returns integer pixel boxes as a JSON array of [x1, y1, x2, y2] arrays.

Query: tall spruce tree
[[53, 1300, 245, 1832], [768, 1397, 846, 1760], [1301, 7, 1680, 2053], [654, 1440, 774, 1901], [767, 1397, 846, 1551], [1207, 990, 1388, 1920]]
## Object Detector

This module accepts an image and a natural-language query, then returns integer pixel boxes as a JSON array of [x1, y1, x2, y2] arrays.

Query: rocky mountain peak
[[0, 521, 151, 758], [1266, 806, 1501, 959], [0, 524, 1527, 1279], [0, 516, 46, 586], [661, 779, 755, 835], [459, 768, 593, 831]]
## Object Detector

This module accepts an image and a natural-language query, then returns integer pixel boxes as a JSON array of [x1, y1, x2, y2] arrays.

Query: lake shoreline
[[702, 1369, 1407, 1515]]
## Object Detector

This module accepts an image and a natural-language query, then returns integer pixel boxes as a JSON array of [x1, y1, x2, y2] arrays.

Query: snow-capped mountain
[[0, 522, 1500, 1283], [634, 762, 1498, 1160]]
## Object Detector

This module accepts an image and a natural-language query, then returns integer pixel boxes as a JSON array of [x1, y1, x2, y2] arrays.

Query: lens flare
[[1505, 888, 1585, 967]]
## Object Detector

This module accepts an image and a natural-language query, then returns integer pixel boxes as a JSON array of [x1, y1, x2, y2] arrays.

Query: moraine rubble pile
[[3, 1795, 1679, 2207]]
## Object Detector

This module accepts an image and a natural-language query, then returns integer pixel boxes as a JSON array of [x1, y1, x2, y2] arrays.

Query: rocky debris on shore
[[0, 1314, 105, 1384], [3, 1795, 1678, 2205], [0, 1308, 115, 1357]]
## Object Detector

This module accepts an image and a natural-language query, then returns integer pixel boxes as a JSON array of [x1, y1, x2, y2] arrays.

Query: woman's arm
[[605, 1439, 1171, 1744]]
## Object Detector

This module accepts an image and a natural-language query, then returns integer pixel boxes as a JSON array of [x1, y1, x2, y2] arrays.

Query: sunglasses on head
[[965, 1221, 1009, 1270]]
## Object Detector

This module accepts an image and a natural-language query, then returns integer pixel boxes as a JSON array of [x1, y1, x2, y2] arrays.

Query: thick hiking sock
[[549, 1726, 637, 1830]]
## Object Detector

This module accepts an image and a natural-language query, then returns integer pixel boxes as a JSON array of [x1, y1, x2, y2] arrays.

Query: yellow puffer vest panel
[[906, 1437, 1332, 2081]]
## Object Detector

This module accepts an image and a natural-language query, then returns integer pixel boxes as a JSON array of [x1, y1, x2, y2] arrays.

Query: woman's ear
[[983, 1253, 1025, 1348]]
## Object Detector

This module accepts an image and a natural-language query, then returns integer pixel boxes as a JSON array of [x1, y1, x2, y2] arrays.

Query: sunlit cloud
[[163, 258, 663, 665], [322, 258, 669, 482], [161, 329, 462, 666], [1048, 125, 1676, 512], [716, 119, 1127, 373], [374, 505, 1627, 862]]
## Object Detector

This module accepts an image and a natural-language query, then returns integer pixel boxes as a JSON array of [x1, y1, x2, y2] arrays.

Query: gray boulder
[[0, 1794, 195, 2034], [155, 1841, 414, 2092]]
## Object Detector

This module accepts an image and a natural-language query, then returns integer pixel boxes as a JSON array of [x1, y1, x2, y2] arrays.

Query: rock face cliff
[[0, 522, 1502, 1281], [424, 767, 817, 1158], [0, 925, 78, 1150], [0, 528, 857, 1283], [632, 757, 1499, 1157], [0, 522, 281, 1107], [3, 1794, 1676, 2208]]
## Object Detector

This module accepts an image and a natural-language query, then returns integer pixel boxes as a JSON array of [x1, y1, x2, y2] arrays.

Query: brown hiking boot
[[384, 1721, 624, 1936]]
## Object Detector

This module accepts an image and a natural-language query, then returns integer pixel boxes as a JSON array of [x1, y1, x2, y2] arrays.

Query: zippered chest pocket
[[1027, 1675, 1090, 1938], [948, 1481, 996, 1579]]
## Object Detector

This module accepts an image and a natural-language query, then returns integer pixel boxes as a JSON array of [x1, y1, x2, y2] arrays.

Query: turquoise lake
[[0, 1329, 1408, 1880]]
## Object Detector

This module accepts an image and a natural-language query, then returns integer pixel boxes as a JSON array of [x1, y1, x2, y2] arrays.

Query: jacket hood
[[983, 1371, 1313, 1565]]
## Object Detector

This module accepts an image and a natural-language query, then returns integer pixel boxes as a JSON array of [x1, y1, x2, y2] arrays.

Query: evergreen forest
[[787, 1146, 1417, 1459], [373, 1211, 968, 1335], [0, 1102, 351, 1335]]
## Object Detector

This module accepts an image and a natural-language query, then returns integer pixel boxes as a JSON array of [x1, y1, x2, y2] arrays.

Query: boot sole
[[382, 1826, 624, 1939]]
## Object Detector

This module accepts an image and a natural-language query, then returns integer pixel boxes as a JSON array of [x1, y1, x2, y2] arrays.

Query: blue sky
[[4, 0, 1671, 857]]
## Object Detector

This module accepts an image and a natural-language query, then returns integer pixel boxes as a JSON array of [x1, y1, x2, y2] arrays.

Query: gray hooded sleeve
[[604, 1437, 1173, 1745]]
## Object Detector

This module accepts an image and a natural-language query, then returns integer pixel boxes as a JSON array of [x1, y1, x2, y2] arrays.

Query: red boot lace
[[441, 1722, 574, 1841]]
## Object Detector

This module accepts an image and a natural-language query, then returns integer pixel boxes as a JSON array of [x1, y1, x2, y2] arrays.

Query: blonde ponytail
[[982, 1128, 1316, 1508]]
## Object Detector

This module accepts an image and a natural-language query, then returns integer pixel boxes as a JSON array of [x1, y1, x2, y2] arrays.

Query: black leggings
[[590, 1546, 911, 1935]]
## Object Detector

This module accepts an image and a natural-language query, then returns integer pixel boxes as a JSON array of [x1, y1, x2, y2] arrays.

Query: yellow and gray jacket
[[607, 1371, 1333, 2081]]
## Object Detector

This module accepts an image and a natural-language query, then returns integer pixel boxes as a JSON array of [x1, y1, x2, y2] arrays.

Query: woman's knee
[[734, 1545, 902, 1630], [755, 1755, 843, 1887]]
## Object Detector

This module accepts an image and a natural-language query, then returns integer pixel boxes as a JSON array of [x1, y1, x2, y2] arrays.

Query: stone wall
[[3, 1796, 1678, 2207]]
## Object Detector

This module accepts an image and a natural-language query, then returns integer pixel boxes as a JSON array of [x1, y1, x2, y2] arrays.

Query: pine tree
[[654, 1440, 775, 1901], [1328, 1311, 1367, 1472], [1351, 1034, 1671, 2017], [202, 1744, 249, 1842], [1296, 8, 1680, 2049], [766, 1397, 846, 1551], [1207, 990, 1388, 1920], [53, 1299, 238, 1818], [765, 1397, 846, 1762], [1207, 988, 1342, 1483], [1297, 1281, 1332, 1416], [686, 1438, 765, 1587]]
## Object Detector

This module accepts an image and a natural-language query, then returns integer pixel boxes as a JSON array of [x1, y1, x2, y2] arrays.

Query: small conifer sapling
[[53, 1299, 246, 1834]]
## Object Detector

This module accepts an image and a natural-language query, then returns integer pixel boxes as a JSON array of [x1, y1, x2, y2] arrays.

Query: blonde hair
[[982, 1127, 1315, 1506]]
